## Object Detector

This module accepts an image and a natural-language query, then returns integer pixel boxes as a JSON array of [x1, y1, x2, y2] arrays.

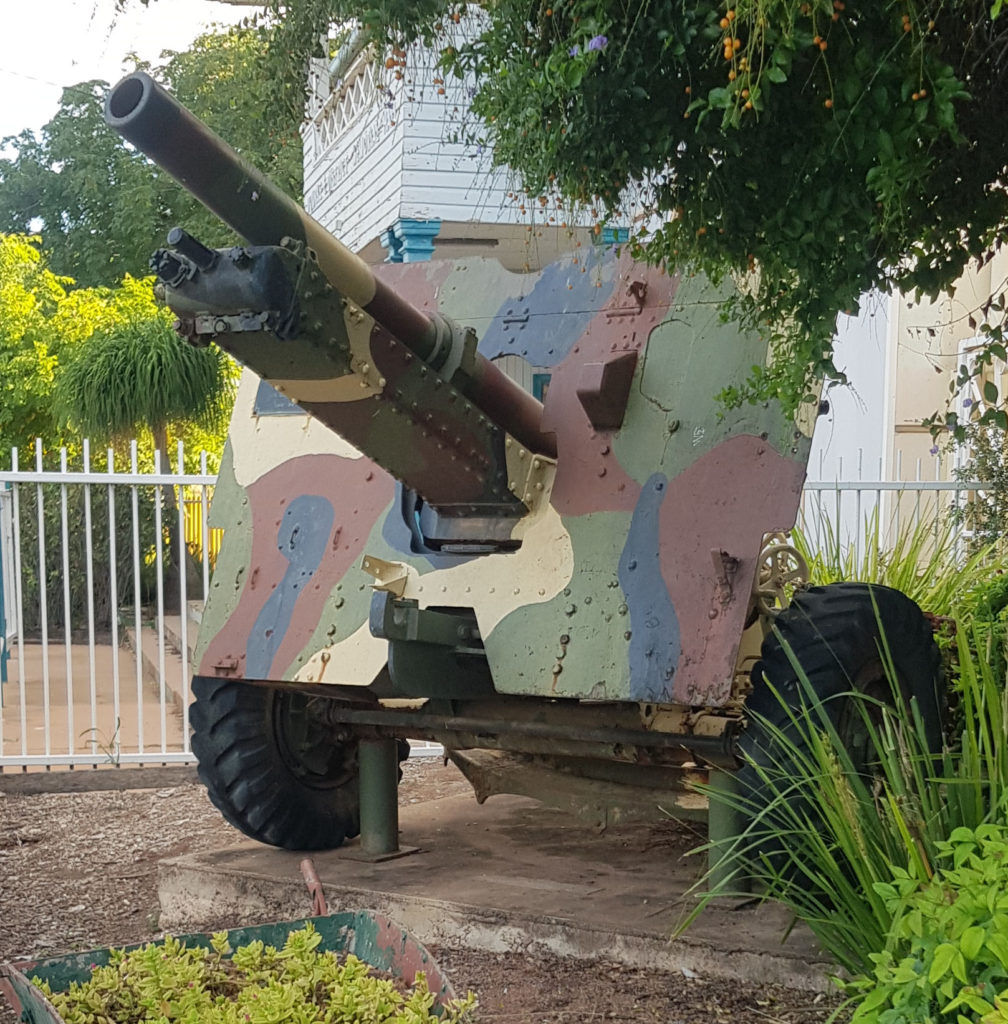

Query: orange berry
[[719, 16, 729, 28], [744, 99, 753, 109], [385, 57, 396, 68], [819, 39, 827, 50], [741, 87, 750, 98], [684, 85, 691, 94], [813, 34, 821, 43], [903, 21, 912, 31], [919, 87, 927, 97], [824, 97, 833, 108], [726, 9, 736, 20], [832, 11, 840, 19], [728, 70, 736, 81], [546, 6, 552, 13], [697, 226, 707, 235]]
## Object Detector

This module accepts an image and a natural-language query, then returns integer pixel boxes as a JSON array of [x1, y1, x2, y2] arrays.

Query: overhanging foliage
[[235, 0, 1008, 424]]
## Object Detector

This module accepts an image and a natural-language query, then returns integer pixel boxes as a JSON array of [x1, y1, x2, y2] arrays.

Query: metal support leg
[[358, 737, 401, 857], [707, 769, 751, 893]]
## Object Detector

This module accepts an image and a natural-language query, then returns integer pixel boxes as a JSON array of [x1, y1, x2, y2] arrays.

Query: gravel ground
[[0, 759, 841, 1023]]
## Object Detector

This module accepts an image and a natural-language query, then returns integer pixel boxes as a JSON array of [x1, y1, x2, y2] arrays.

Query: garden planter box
[[0, 911, 455, 1024]]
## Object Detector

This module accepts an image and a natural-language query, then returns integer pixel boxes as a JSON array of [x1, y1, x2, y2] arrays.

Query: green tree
[[0, 234, 111, 453], [166, 0, 1007, 425], [54, 278, 234, 606], [0, 25, 302, 289], [0, 233, 234, 463]]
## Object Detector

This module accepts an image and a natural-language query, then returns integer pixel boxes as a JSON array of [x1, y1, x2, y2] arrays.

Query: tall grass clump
[[793, 510, 1000, 618], [689, 621, 1008, 981]]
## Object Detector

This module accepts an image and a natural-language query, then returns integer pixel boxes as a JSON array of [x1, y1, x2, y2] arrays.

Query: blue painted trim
[[601, 226, 630, 245], [380, 227, 405, 263], [532, 373, 552, 402], [381, 218, 442, 263]]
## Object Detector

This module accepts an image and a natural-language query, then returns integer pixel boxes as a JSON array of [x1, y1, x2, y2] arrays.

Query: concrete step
[[158, 792, 832, 992], [122, 623, 189, 706]]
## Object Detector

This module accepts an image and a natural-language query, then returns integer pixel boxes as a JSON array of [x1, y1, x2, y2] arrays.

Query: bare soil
[[0, 759, 840, 1023]]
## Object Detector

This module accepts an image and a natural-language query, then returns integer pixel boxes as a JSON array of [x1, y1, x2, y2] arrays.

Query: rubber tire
[[190, 676, 409, 850], [736, 581, 943, 811]]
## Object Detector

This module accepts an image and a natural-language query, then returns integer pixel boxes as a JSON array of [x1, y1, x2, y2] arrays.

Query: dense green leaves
[[0, 26, 302, 289], [848, 825, 1008, 1022], [0, 234, 233, 464], [183, 0, 1008, 420], [34, 923, 478, 1024], [0, 235, 73, 450], [54, 277, 233, 447]]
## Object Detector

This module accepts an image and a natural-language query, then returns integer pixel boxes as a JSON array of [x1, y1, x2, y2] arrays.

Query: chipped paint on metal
[[483, 509, 632, 699], [201, 252, 811, 706], [194, 443, 253, 670], [295, 619, 389, 686], [230, 371, 366, 490], [198, 452, 395, 681], [656, 433, 808, 705], [618, 473, 681, 702], [477, 247, 618, 365], [245, 495, 335, 679]]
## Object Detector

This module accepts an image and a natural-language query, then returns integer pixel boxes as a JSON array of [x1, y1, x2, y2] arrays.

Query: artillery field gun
[[105, 73, 943, 858]]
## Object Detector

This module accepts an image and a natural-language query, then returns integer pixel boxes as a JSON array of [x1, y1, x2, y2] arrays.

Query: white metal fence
[[800, 452, 989, 565], [0, 442, 995, 771], [0, 440, 215, 769]]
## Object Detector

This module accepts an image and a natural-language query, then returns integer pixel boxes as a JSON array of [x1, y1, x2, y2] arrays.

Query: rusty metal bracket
[[300, 857, 329, 916], [710, 548, 740, 606]]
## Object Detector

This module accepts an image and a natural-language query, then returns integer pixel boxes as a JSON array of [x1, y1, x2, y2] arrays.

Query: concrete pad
[[159, 791, 835, 992]]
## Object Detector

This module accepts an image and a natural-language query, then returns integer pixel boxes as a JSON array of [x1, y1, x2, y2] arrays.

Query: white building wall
[[302, 35, 595, 269]]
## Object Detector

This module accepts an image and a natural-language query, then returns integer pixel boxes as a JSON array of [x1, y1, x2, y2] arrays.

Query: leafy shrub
[[689, 619, 1008, 979], [33, 923, 477, 1024], [951, 422, 1008, 552], [793, 513, 1005, 619], [847, 823, 1008, 1023], [955, 569, 1008, 686]]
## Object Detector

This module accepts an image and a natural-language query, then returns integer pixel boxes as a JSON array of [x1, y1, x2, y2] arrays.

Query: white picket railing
[[0, 440, 215, 768], [0, 442, 995, 771]]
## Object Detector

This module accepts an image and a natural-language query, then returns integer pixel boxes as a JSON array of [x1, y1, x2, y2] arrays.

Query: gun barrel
[[105, 72, 554, 457], [106, 72, 437, 350]]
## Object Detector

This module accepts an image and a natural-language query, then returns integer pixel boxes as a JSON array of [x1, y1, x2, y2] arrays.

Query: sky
[[0, 0, 247, 141]]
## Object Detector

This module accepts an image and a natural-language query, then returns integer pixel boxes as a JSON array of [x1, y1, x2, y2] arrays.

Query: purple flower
[[587, 35, 609, 51], [930, 445, 940, 455], [569, 44, 580, 56], [963, 397, 973, 407]]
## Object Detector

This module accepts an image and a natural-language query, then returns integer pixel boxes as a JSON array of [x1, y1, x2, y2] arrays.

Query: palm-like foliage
[[56, 304, 233, 608], [56, 313, 232, 452]]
